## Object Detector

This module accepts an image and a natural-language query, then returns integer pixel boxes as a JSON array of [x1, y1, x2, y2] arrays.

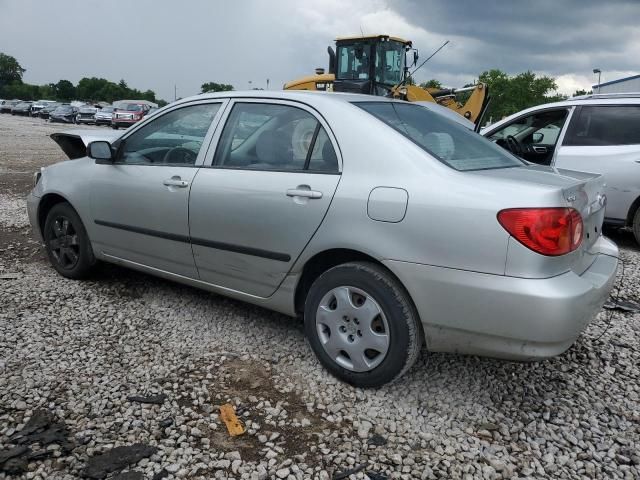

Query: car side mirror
[[532, 132, 544, 143], [87, 141, 113, 162]]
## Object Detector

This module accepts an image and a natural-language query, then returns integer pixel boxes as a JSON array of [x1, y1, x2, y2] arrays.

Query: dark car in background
[[77, 105, 98, 125], [0, 99, 21, 113], [11, 102, 33, 116], [38, 103, 61, 119], [112, 103, 149, 129], [94, 106, 115, 126], [49, 105, 79, 123]]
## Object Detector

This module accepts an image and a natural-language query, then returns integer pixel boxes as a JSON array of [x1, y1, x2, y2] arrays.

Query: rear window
[[564, 105, 640, 146], [356, 102, 525, 171]]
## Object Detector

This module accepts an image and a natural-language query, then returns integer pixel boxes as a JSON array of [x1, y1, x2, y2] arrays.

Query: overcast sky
[[1, 0, 638, 101]]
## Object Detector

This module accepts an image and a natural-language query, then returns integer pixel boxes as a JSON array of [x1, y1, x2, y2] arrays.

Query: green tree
[[201, 82, 234, 93], [420, 79, 442, 90], [0, 53, 26, 92], [478, 69, 563, 121], [572, 89, 592, 97], [54, 79, 76, 101]]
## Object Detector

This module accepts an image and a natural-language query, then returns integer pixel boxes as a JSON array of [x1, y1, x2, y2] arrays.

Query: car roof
[[482, 93, 640, 133], [184, 89, 403, 109]]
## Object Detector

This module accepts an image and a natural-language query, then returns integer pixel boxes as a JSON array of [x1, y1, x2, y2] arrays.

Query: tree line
[[0, 52, 166, 105]]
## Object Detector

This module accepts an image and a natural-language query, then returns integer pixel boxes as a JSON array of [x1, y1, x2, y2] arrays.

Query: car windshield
[[121, 104, 143, 112], [55, 106, 72, 113], [356, 102, 525, 171], [100, 107, 115, 113]]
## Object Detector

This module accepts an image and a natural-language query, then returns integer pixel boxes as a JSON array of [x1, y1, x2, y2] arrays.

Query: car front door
[[90, 100, 226, 277], [189, 100, 341, 297], [554, 104, 640, 222], [486, 108, 571, 165]]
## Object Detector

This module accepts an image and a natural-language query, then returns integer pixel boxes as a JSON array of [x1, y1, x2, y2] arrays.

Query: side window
[[118, 103, 221, 165], [564, 105, 640, 146], [214, 103, 338, 172], [488, 109, 568, 146]]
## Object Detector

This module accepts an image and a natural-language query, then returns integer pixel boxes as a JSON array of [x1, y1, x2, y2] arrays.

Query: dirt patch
[[208, 357, 329, 464], [0, 227, 46, 265]]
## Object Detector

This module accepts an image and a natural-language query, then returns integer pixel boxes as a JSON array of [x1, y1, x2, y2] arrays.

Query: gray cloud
[[0, 0, 637, 100]]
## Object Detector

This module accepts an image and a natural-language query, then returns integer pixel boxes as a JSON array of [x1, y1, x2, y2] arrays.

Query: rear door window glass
[[214, 103, 338, 172], [357, 102, 524, 171], [564, 105, 640, 146]]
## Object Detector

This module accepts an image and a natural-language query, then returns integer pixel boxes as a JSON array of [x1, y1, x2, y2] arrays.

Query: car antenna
[[400, 40, 450, 86]]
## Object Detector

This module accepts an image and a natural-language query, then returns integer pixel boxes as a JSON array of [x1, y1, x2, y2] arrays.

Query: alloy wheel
[[48, 216, 80, 270]]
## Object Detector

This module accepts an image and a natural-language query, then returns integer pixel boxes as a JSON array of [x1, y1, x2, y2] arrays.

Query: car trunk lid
[[473, 165, 608, 276]]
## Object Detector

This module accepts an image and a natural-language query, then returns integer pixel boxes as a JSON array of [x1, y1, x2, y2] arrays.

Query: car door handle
[[286, 188, 323, 199], [163, 177, 189, 188]]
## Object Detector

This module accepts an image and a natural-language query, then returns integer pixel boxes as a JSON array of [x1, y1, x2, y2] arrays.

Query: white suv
[[483, 93, 640, 244]]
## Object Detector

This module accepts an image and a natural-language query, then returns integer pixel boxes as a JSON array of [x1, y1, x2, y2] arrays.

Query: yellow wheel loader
[[284, 35, 490, 129]]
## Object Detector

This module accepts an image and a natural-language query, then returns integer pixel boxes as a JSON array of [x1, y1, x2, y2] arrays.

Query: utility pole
[[266, 78, 270, 90], [174, 84, 177, 101], [593, 69, 601, 93]]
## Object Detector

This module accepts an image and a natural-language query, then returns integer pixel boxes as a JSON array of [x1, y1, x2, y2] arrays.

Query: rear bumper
[[77, 117, 95, 123], [385, 235, 619, 360]]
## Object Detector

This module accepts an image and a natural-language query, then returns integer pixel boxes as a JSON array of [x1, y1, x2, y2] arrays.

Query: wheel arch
[[293, 248, 421, 327], [37, 193, 75, 235], [626, 194, 640, 226]]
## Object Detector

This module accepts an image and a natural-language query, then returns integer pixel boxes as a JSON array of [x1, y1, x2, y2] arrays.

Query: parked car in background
[[111, 103, 150, 129], [38, 103, 61, 119], [483, 93, 640, 244], [30, 100, 57, 117], [28, 91, 618, 387], [94, 106, 115, 126], [0, 99, 21, 113], [11, 101, 34, 116], [76, 105, 98, 125], [49, 104, 79, 123]]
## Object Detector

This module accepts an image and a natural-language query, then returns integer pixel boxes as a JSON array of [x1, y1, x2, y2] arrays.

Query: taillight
[[497, 208, 583, 256]]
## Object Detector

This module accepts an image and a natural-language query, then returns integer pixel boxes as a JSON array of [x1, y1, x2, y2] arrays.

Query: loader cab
[[333, 35, 413, 96]]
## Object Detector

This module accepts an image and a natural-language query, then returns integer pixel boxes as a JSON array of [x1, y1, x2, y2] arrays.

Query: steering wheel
[[163, 146, 197, 164], [505, 135, 525, 157]]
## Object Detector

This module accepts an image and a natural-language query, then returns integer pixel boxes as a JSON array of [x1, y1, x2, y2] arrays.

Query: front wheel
[[633, 206, 640, 245], [304, 262, 422, 388], [43, 203, 95, 279]]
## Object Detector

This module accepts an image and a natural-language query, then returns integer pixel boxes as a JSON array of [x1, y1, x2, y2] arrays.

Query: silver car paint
[[28, 90, 618, 360], [483, 97, 640, 224]]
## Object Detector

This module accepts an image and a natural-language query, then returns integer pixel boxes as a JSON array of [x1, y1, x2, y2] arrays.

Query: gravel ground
[[0, 113, 639, 479]]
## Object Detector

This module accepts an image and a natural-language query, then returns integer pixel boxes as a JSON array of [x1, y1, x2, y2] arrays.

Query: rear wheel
[[304, 262, 422, 388], [43, 203, 95, 279], [633, 206, 640, 245]]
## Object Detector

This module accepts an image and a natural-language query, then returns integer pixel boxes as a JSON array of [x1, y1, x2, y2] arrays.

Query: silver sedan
[[27, 91, 618, 387]]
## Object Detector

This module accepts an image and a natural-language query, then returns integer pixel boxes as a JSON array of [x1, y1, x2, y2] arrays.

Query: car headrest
[[423, 132, 455, 160], [255, 130, 291, 165]]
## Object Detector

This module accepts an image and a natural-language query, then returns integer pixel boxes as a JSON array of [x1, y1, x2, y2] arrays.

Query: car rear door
[[90, 100, 226, 277], [554, 104, 640, 223], [188, 99, 341, 297]]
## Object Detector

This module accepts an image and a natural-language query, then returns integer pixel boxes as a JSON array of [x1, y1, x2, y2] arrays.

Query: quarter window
[[564, 105, 640, 146], [118, 103, 221, 165], [214, 103, 338, 172]]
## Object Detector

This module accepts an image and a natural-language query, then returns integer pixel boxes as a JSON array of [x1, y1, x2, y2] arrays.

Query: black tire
[[633, 206, 640, 246], [43, 202, 95, 279], [304, 262, 422, 388]]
